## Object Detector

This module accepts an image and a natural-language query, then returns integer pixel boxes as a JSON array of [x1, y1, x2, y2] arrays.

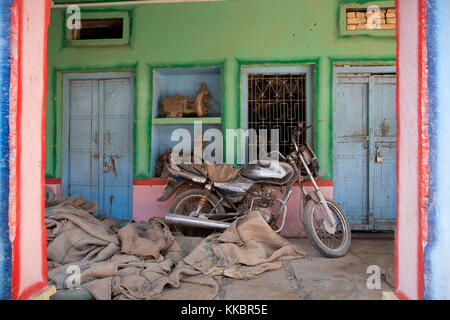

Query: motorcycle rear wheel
[[169, 189, 226, 237], [302, 198, 351, 258]]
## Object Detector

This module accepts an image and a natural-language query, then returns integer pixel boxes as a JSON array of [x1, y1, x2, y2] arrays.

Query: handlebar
[[293, 123, 312, 152], [295, 123, 312, 132], [268, 151, 287, 160]]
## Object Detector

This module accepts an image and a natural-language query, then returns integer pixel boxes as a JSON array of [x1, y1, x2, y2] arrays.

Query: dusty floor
[[50, 232, 395, 300], [196, 233, 395, 300]]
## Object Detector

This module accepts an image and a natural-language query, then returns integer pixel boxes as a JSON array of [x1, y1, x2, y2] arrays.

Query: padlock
[[376, 146, 383, 163]]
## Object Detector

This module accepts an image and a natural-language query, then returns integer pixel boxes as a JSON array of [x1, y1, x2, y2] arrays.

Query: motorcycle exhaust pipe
[[165, 214, 231, 230]]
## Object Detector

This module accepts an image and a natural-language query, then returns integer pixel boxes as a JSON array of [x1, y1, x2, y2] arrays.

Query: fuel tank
[[241, 161, 295, 185]]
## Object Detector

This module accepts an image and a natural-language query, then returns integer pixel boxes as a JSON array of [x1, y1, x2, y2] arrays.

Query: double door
[[333, 69, 397, 230], [62, 73, 133, 220]]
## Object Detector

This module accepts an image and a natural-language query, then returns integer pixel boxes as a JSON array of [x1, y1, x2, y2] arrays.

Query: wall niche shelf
[[152, 66, 222, 119], [152, 117, 222, 125], [151, 66, 223, 177]]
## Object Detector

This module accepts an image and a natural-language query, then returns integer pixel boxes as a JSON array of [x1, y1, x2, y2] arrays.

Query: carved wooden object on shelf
[[161, 82, 210, 118]]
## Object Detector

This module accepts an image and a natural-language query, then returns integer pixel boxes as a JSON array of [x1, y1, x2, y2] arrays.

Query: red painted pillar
[[395, 0, 428, 300], [9, 0, 51, 300]]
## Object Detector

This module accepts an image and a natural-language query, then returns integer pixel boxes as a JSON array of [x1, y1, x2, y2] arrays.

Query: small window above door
[[65, 12, 130, 47], [71, 18, 124, 40], [339, 1, 396, 37]]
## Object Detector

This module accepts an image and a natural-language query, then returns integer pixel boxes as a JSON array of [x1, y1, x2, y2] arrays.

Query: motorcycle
[[157, 123, 351, 258]]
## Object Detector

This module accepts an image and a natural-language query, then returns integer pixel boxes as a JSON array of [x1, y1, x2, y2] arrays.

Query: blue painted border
[[0, 0, 12, 300], [424, 0, 450, 300]]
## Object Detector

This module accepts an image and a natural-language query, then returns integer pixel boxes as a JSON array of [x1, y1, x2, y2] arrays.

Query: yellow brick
[[367, 16, 386, 22], [379, 9, 387, 14], [380, 23, 396, 30], [347, 12, 356, 18], [347, 17, 366, 24], [367, 19, 386, 29], [367, 10, 386, 19], [356, 12, 365, 19], [347, 24, 357, 30], [386, 18, 396, 24], [366, 11, 381, 18], [386, 12, 396, 18], [387, 8, 396, 13], [357, 23, 368, 30]]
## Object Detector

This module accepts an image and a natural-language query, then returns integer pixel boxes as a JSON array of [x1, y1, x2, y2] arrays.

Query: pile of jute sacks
[[45, 187, 304, 300]]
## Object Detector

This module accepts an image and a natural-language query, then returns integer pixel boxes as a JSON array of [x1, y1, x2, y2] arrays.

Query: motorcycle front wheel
[[302, 198, 351, 258]]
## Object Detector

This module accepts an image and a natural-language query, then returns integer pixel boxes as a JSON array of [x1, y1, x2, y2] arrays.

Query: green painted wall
[[46, 0, 396, 180]]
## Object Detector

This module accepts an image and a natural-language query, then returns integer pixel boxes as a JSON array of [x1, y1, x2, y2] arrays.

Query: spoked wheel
[[302, 198, 351, 258], [169, 189, 226, 237]]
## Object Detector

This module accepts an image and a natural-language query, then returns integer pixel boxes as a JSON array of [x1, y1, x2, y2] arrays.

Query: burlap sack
[[45, 186, 99, 213], [46, 206, 120, 264], [114, 260, 218, 300], [204, 164, 242, 182], [45, 189, 303, 300], [184, 210, 305, 279], [48, 261, 118, 290], [45, 193, 218, 300], [118, 219, 181, 261]]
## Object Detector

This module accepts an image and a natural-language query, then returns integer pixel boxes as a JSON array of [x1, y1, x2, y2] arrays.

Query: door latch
[[110, 155, 118, 178], [363, 141, 369, 150], [376, 145, 383, 163]]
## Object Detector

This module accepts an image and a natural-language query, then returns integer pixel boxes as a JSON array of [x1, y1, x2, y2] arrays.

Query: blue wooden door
[[333, 70, 396, 231], [63, 73, 133, 220], [368, 75, 397, 229], [333, 74, 369, 228]]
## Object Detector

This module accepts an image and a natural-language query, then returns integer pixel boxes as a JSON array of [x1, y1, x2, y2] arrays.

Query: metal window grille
[[248, 73, 307, 158]]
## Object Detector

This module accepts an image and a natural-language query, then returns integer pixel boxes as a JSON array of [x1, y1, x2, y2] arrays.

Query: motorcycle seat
[[173, 163, 242, 183], [178, 163, 205, 176]]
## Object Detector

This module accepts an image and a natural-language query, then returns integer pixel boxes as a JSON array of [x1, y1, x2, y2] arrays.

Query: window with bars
[[248, 73, 307, 158]]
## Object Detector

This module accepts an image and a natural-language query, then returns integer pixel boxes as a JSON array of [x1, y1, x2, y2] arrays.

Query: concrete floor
[[50, 233, 395, 300], [209, 234, 395, 300]]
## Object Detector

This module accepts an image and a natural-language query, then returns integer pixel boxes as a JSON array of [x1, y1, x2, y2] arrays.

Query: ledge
[[152, 117, 222, 125]]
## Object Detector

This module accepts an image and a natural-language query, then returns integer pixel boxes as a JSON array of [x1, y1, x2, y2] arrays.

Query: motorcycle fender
[[157, 178, 187, 202], [304, 191, 321, 204]]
